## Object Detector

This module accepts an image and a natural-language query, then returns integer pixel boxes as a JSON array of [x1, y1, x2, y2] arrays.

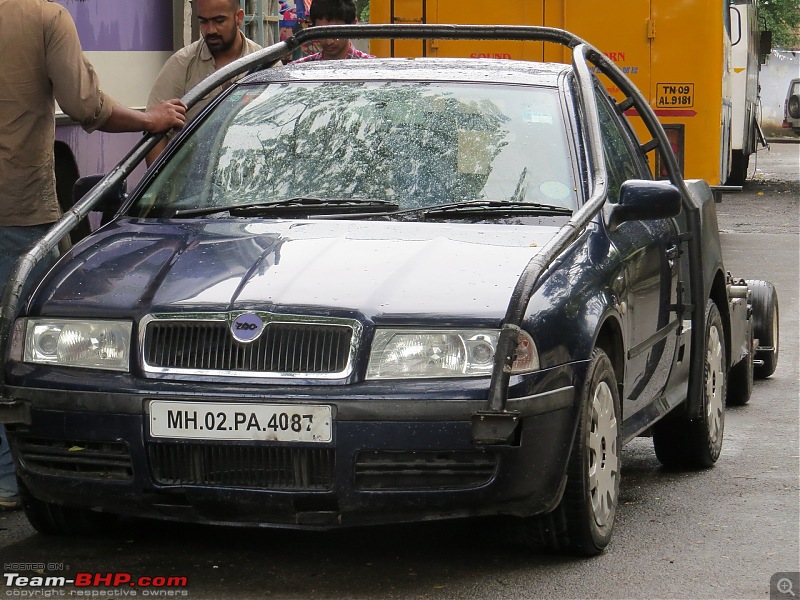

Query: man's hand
[[144, 99, 187, 133]]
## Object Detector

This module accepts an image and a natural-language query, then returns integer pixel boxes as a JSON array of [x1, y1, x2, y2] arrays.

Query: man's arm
[[100, 100, 186, 134], [45, 5, 185, 134]]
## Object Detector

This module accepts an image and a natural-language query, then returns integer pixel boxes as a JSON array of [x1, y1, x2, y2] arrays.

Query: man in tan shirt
[[0, 0, 186, 510], [145, 0, 262, 165]]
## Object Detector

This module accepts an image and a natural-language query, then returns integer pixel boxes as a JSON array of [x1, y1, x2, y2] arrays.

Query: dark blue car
[[0, 26, 778, 555]]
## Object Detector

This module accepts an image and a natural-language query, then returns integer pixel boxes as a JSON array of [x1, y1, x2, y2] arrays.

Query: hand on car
[[145, 99, 187, 133]]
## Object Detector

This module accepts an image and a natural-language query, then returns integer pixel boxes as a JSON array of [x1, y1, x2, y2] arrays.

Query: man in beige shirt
[[0, 0, 186, 510], [145, 0, 262, 165]]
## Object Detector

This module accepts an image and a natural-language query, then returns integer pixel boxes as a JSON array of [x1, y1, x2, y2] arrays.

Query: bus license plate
[[149, 401, 332, 442]]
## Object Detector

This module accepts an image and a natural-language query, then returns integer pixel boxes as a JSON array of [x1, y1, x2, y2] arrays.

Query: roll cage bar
[[0, 25, 706, 442]]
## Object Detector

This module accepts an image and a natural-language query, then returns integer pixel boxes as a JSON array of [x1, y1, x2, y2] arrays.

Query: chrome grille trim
[[140, 312, 361, 379]]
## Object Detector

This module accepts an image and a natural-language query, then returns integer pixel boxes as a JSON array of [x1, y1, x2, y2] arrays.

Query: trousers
[[0, 224, 59, 499]]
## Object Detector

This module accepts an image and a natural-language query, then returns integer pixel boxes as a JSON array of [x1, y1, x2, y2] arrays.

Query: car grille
[[15, 437, 133, 481], [148, 443, 336, 490], [142, 317, 355, 377], [354, 451, 497, 490]]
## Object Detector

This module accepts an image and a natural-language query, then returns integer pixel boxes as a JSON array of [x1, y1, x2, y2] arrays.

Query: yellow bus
[[369, 0, 767, 186]]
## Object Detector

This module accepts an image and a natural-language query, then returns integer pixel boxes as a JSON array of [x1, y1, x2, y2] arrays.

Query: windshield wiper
[[419, 200, 573, 218], [174, 197, 399, 218]]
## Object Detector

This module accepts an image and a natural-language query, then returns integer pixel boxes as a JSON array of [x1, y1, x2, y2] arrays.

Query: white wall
[[759, 49, 800, 129]]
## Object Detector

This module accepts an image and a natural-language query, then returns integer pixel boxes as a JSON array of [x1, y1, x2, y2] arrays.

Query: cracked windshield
[[135, 81, 576, 216]]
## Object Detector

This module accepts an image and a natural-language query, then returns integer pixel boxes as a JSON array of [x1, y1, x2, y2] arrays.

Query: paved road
[[0, 144, 797, 600]]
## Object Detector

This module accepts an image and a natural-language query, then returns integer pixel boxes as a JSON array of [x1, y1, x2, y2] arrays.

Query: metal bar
[[0, 41, 293, 393], [486, 43, 608, 412], [577, 45, 707, 420], [0, 135, 159, 400], [0, 24, 701, 415]]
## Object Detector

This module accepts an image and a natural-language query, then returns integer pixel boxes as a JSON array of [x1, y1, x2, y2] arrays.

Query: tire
[[523, 348, 621, 555], [726, 150, 749, 186], [788, 94, 800, 119], [748, 279, 779, 379], [653, 300, 726, 469], [727, 324, 753, 406], [19, 481, 118, 536]]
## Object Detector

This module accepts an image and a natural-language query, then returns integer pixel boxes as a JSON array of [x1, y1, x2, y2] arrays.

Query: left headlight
[[366, 328, 539, 380], [16, 318, 132, 372]]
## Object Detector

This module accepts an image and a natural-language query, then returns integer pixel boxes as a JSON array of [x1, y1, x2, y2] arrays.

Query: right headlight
[[13, 318, 132, 372], [366, 328, 539, 380]]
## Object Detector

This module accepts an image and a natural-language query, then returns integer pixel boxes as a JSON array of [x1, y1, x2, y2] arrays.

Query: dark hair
[[195, 0, 241, 12], [309, 0, 357, 24]]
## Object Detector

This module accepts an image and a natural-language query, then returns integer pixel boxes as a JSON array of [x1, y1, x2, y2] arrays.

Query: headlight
[[20, 318, 132, 372], [366, 328, 539, 380]]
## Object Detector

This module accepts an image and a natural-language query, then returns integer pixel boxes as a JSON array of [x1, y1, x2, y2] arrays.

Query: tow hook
[[472, 410, 521, 445]]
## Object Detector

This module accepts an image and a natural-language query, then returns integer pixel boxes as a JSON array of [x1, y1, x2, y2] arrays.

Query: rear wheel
[[20, 481, 117, 536], [653, 300, 726, 469], [788, 94, 800, 119], [727, 150, 750, 186], [727, 324, 753, 406], [748, 279, 779, 379], [523, 348, 621, 555]]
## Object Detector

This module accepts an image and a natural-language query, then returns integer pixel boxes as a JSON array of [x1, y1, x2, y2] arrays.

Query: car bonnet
[[30, 218, 562, 322]]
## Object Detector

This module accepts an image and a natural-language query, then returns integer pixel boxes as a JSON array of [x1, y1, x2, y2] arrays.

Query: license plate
[[149, 401, 332, 442]]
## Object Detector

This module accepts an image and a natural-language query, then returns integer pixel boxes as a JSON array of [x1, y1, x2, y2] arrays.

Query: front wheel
[[523, 348, 621, 555], [653, 299, 726, 469]]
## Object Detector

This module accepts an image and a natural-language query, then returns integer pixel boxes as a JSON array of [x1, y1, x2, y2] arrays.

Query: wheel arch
[[593, 313, 625, 416], [708, 267, 732, 369]]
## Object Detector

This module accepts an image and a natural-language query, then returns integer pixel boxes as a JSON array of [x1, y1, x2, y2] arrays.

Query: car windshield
[[133, 80, 577, 217]]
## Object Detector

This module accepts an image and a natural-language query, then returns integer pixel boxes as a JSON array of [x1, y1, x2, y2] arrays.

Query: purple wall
[[55, 0, 173, 51]]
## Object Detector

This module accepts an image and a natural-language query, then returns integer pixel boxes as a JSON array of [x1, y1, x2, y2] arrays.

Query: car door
[[595, 91, 682, 416]]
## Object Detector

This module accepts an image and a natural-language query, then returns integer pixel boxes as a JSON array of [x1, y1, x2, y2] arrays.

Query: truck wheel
[[653, 300, 726, 469], [747, 280, 779, 379], [523, 348, 620, 555], [20, 481, 117, 536], [727, 325, 753, 406], [727, 151, 749, 186]]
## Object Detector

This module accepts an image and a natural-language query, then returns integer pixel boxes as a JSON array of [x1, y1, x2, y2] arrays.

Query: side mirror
[[72, 174, 128, 224], [607, 180, 682, 232]]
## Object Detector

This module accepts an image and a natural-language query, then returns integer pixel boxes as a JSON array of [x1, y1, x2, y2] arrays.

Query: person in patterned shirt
[[293, 0, 375, 62]]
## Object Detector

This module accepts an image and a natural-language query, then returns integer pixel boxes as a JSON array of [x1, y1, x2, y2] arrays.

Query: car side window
[[595, 91, 649, 203]]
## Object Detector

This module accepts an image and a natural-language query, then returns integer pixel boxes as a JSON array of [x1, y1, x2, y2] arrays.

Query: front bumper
[[1, 368, 583, 529]]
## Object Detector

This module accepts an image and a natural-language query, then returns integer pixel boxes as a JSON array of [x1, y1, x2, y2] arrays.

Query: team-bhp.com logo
[[3, 571, 188, 596]]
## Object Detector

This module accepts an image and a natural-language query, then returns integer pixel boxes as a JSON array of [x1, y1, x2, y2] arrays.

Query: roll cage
[[0, 25, 706, 442]]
